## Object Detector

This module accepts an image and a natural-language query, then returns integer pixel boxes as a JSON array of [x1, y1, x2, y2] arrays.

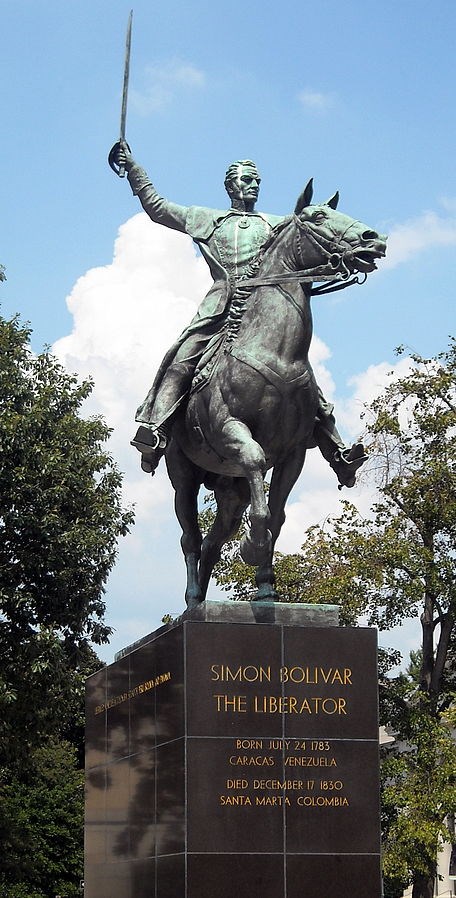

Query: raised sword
[[108, 10, 133, 178]]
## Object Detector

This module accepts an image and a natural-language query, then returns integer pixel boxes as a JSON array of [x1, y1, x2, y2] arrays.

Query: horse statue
[[164, 185, 386, 608]]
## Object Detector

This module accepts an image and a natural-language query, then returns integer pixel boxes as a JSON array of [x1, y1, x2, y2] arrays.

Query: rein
[[235, 214, 368, 296]]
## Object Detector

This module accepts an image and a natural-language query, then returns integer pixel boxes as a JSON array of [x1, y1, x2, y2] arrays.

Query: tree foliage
[[362, 341, 456, 708], [381, 705, 456, 898], [0, 312, 133, 767], [0, 740, 84, 898]]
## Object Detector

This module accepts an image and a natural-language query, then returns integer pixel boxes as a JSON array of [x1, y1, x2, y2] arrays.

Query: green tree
[[0, 312, 133, 767], [0, 740, 84, 898], [0, 307, 133, 895], [311, 343, 456, 898], [381, 703, 456, 898]]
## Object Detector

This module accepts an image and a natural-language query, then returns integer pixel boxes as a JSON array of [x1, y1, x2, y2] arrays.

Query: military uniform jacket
[[128, 162, 284, 398]]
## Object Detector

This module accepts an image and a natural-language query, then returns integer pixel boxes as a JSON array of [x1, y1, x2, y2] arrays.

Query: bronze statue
[[111, 145, 365, 482], [109, 141, 386, 606]]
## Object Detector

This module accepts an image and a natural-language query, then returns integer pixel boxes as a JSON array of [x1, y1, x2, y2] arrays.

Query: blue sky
[[1, 0, 455, 662]]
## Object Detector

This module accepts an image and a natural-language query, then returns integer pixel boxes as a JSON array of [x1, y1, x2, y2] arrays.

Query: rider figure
[[111, 141, 366, 488]]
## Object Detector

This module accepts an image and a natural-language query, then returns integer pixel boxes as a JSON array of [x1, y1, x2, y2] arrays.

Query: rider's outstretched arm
[[112, 140, 189, 233]]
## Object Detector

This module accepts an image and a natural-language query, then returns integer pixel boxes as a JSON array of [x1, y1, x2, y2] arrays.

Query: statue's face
[[226, 164, 261, 205]]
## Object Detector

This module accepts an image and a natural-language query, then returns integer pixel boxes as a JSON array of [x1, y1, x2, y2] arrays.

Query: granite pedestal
[[85, 602, 381, 897]]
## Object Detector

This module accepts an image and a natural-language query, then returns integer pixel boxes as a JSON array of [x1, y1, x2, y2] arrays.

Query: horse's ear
[[326, 191, 339, 210], [294, 178, 314, 214]]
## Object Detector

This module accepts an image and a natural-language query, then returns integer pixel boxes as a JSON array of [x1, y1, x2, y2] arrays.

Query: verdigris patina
[[109, 141, 386, 607]]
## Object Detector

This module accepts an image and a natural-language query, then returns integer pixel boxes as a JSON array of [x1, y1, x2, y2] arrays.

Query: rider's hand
[[116, 140, 133, 171], [108, 139, 134, 175]]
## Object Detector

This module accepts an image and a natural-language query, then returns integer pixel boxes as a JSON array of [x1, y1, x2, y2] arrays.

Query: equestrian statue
[[109, 140, 386, 608]]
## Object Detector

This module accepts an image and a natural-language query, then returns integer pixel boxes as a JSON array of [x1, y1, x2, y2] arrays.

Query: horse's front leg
[[241, 468, 272, 566], [220, 420, 271, 567], [255, 442, 307, 600]]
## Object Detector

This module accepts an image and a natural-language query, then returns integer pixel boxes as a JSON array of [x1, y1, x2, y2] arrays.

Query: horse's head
[[293, 181, 387, 279]]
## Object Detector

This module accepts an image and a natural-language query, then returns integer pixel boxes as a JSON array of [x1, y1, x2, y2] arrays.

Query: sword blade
[[120, 10, 133, 142], [115, 9, 133, 176]]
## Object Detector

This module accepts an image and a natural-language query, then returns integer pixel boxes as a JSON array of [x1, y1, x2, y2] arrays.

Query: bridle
[[235, 214, 368, 296]]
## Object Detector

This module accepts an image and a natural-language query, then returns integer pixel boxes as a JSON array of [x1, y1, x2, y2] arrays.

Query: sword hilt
[[108, 140, 131, 179]]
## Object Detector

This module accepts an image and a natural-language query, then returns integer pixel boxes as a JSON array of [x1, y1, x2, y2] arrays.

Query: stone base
[[184, 598, 339, 625], [115, 599, 339, 660], [86, 611, 381, 898]]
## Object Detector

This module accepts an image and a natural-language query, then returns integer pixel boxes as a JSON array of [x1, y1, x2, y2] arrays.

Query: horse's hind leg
[[165, 442, 204, 609], [255, 443, 307, 601], [199, 476, 250, 600]]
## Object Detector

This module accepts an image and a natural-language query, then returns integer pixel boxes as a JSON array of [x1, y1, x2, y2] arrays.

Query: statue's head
[[224, 160, 261, 207]]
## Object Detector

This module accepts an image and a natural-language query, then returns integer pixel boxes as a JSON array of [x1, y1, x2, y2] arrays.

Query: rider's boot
[[329, 442, 367, 490], [130, 424, 168, 475], [314, 391, 367, 489]]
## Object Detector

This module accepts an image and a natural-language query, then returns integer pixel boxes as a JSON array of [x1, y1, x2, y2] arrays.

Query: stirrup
[[130, 425, 168, 476], [130, 424, 167, 453]]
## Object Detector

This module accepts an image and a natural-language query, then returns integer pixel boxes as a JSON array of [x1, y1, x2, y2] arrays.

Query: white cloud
[[54, 212, 211, 511], [439, 195, 456, 214], [131, 60, 205, 114], [382, 210, 456, 270], [298, 88, 334, 111], [338, 358, 413, 435], [308, 335, 336, 400]]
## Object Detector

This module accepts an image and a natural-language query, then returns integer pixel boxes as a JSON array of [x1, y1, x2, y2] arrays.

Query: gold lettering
[[268, 739, 292, 750], [93, 672, 172, 715], [213, 694, 247, 712], [211, 665, 271, 683], [229, 755, 275, 767], [297, 795, 349, 807], [320, 780, 343, 790], [210, 664, 220, 681], [279, 666, 353, 686], [219, 795, 252, 806], [253, 695, 348, 715], [253, 779, 304, 790], [285, 756, 337, 767]]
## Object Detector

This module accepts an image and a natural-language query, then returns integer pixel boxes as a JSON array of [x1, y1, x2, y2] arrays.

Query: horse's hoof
[[254, 583, 279, 601], [240, 530, 272, 566]]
